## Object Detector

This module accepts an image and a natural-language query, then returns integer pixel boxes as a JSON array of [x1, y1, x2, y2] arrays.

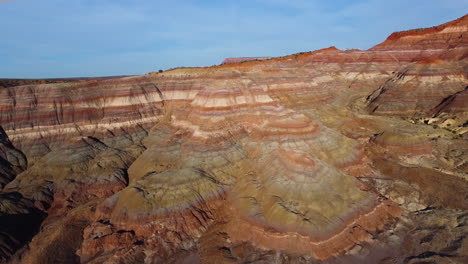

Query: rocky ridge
[[221, 57, 272, 64]]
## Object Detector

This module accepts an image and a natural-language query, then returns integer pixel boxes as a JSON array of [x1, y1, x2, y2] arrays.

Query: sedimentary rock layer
[[371, 14, 468, 51]]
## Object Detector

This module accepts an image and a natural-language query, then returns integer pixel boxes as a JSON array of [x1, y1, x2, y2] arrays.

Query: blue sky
[[0, 0, 466, 78]]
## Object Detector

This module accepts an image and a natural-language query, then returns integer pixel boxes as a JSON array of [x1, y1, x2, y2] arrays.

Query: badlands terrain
[[0, 15, 467, 264]]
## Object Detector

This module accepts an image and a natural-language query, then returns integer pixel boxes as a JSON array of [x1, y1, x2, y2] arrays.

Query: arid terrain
[[0, 15, 467, 264]]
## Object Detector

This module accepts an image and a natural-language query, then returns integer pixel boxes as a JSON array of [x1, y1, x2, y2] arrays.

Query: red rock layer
[[225, 199, 401, 260]]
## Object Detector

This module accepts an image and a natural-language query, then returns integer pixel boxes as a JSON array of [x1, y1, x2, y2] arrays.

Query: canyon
[[0, 15, 467, 264]]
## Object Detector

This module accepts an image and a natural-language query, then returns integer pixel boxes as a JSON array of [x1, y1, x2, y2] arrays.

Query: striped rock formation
[[0, 15, 467, 264]]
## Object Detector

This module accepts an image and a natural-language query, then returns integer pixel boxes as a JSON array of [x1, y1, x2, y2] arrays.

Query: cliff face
[[0, 15, 467, 264]]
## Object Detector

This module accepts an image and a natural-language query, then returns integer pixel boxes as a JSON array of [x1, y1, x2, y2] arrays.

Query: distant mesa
[[343, 48, 361, 53], [221, 57, 272, 64]]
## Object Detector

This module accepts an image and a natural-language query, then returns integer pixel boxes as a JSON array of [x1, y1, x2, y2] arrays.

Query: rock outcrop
[[0, 14, 467, 264]]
